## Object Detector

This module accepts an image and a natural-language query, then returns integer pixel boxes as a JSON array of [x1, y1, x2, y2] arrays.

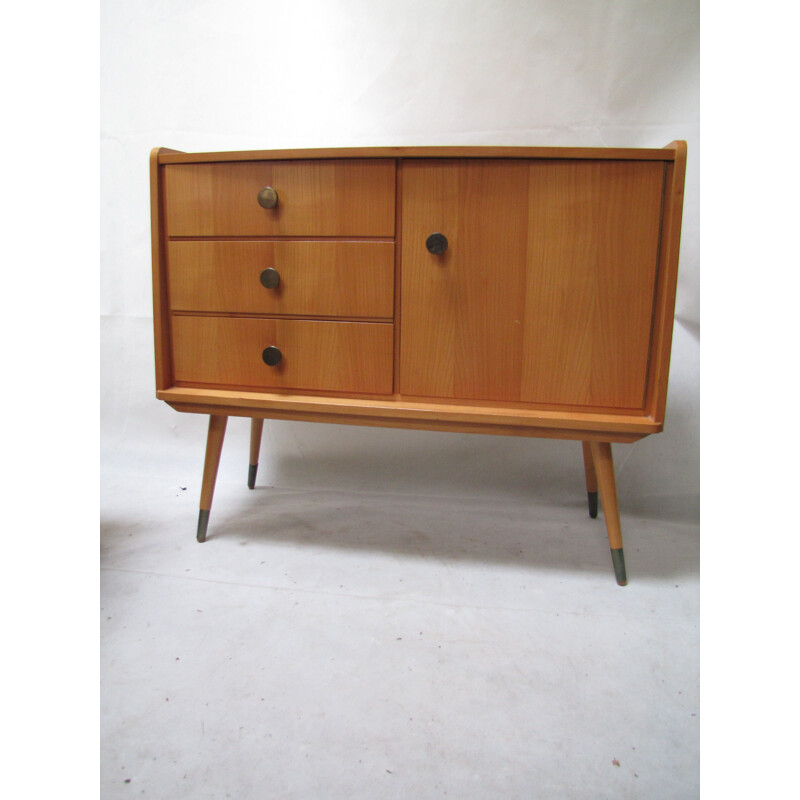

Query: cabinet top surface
[[155, 144, 681, 165]]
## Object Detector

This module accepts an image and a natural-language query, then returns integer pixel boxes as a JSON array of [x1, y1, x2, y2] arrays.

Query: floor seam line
[[100, 566, 609, 616]]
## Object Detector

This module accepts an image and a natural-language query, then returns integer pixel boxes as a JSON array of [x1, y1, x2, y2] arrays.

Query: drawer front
[[168, 240, 394, 318], [164, 159, 396, 237], [171, 316, 393, 394]]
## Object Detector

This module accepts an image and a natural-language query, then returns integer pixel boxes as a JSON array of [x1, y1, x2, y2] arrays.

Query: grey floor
[[101, 418, 699, 800]]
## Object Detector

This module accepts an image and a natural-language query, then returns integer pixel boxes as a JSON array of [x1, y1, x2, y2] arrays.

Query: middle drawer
[[168, 240, 395, 318]]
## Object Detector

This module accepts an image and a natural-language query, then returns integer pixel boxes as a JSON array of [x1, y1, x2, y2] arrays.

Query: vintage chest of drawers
[[150, 143, 686, 585]]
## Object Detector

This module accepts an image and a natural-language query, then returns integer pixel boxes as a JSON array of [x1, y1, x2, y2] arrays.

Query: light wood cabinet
[[150, 144, 687, 585]]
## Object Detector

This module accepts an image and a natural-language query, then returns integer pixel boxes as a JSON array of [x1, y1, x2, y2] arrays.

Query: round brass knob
[[257, 186, 278, 209], [260, 267, 280, 289], [426, 232, 448, 255], [262, 346, 282, 367]]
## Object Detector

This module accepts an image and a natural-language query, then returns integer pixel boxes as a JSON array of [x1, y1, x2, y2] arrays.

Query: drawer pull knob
[[257, 186, 279, 209], [426, 232, 448, 255], [262, 346, 282, 367], [260, 267, 281, 289]]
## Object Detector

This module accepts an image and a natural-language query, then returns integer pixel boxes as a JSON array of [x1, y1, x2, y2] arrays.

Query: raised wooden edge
[[645, 140, 687, 424], [165, 401, 646, 443], [392, 159, 403, 395], [150, 147, 182, 390], [156, 146, 676, 165], [156, 387, 661, 439]]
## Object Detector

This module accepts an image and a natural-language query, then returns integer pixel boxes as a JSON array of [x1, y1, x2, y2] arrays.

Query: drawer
[[168, 240, 394, 318], [164, 159, 396, 237], [171, 316, 394, 394]]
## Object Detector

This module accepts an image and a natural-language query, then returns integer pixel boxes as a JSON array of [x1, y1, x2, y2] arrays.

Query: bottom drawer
[[172, 316, 394, 394]]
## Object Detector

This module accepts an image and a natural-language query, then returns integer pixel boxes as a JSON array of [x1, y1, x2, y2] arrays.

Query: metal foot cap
[[611, 547, 627, 586], [588, 491, 598, 519], [248, 464, 258, 490], [197, 509, 210, 543]]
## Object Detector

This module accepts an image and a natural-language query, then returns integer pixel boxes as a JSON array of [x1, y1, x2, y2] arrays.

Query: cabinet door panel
[[399, 160, 531, 401], [520, 160, 664, 407], [400, 159, 664, 409]]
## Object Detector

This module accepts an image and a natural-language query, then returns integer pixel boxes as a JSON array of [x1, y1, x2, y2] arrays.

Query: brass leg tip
[[611, 548, 627, 586], [247, 464, 258, 490], [588, 491, 598, 518], [197, 509, 210, 543]]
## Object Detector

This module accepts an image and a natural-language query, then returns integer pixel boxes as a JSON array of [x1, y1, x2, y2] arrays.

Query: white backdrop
[[101, 0, 699, 519]]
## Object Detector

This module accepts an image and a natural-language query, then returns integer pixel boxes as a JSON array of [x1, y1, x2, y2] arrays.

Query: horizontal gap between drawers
[[171, 311, 393, 323], [173, 380, 395, 399], [168, 235, 396, 243]]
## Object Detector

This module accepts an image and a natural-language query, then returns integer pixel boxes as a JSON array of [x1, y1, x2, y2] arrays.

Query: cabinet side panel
[[520, 160, 664, 408], [392, 159, 403, 395], [646, 141, 687, 424], [150, 148, 173, 390]]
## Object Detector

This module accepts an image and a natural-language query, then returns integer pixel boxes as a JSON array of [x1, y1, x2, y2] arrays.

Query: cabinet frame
[[151, 144, 686, 443]]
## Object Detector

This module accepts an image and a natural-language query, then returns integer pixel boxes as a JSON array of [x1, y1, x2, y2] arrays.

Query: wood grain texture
[[171, 316, 393, 395], [249, 418, 263, 466], [200, 415, 227, 511], [164, 160, 395, 237], [581, 441, 598, 493], [399, 159, 664, 408], [150, 143, 689, 577], [646, 140, 687, 424], [400, 159, 530, 401], [392, 159, 404, 394], [166, 401, 647, 442], [589, 441, 623, 550], [150, 147, 181, 390], [167, 240, 394, 318], [157, 146, 675, 165], [521, 159, 664, 407], [157, 386, 661, 436], [152, 144, 686, 446]]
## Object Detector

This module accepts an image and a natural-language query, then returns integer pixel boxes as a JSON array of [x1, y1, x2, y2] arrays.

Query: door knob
[[257, 186, 278, 209], [260, 268, 280, 289], [262, 346, 282, 366], [426, 232, 448, 255]]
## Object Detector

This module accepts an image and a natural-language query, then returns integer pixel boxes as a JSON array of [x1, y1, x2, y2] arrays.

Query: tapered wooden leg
[[589, 441, 627, 586], [248, 418, 264, 490], [581, 441, 599, 518], [197, 415, 228, 542]]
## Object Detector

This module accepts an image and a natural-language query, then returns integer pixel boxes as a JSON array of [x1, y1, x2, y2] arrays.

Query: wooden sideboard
[[150, 144, 686, 585]]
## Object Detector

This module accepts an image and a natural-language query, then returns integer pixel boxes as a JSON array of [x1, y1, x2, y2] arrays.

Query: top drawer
[[163, 159, 396, 237]]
